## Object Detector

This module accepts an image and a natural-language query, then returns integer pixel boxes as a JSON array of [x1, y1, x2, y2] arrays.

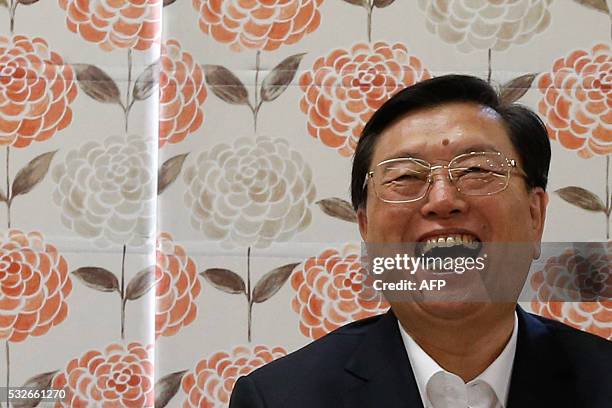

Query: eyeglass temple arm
[[363, 171, 373, 191], [509, 159, 528, 178]]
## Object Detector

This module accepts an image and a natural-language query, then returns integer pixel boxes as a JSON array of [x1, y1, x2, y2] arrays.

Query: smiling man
[[229, 75, 611, 408]]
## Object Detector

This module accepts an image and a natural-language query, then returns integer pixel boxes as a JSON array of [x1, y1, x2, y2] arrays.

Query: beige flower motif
[[417, 0, 552, 52], [181, 345, 287, 407], [183, 137, 316, 248], [291, 243, 389, 339], [52, 134, 155, 248]]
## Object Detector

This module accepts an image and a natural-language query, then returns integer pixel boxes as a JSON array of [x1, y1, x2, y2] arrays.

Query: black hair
[[350, 74, 551, 210]]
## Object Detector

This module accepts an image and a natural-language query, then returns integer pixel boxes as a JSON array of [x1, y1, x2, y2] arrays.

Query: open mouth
[[415, 233, 483, 270]]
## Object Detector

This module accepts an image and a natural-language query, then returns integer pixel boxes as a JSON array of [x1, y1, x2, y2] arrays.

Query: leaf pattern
[[374, 0, 395, 7], [12, 371, 58, 408], [316, 198, 358, 223], [72, 267, 119, 293], [260, 53, 306, 102], [555, 187, 606, 212], [252, 263, 299, 303], [499, 73, 537, 104], [203, 65, 249, 105], [158, 153, 189, 195], [571, 0, 609, 13], [133, 62, 159, 101], [200, 268, 246, 294], [11, 151, 57, 200], [73, 64, 122, 105], [125, 266, 157, 300], [342, 0, 368, 6], [154, 370, 187, 408]]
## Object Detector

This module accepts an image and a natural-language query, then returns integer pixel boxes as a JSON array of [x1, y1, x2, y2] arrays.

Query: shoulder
[[522, 310, 611, 368], [252, 313, 382, 379], [524, 311, 611, 404], [233, 314, 385, 406], [525, 311, 610, 351]]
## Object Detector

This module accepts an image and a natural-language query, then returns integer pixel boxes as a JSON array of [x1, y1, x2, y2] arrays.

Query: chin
[[414, 301, 486, 320], [390, 299, 487, 321]]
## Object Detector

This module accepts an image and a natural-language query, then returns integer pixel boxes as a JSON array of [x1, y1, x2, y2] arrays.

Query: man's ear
[[357, 207, 368, 241], [529, 187, 548, 259]]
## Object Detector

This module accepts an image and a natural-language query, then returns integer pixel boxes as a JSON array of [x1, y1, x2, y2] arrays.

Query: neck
[[395, 303, 516, 382]]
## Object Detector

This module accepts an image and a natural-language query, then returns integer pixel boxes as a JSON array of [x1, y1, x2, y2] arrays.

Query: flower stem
[[4, 341, 9, 408], [367, 3, 373, 43], [487, 49, 492, 84], [120, 244, 127, 340], [606, 155, 610, 240], [247, 246, 252, 342], [5, 147, 10, 229], [125, 49, 133, 134], [8, 0, 16, 35], [253, 51, 261, 135]]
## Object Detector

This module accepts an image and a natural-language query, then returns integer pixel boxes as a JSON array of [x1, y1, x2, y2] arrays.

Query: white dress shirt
[[397, 312, 518, 408]]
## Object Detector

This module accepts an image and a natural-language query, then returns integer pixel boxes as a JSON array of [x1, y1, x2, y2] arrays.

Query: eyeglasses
[[364, 151, 527, 203]]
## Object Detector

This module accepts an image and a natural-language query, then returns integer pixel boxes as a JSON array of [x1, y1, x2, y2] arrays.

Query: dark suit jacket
[[229, 307, 611, 407]]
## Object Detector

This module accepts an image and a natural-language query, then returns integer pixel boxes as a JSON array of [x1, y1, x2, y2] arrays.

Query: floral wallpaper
[[0, 0, 610, 406]]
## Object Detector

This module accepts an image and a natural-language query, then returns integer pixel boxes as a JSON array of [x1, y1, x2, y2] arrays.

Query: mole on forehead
[[442, 139, 449, 146]]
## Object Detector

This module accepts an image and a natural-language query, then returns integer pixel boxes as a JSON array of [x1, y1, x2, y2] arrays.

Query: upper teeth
[[421, 234, 479, 254]]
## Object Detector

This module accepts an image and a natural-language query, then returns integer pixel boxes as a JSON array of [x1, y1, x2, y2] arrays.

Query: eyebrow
[[381, 143, 501, 162], [456, 144, 501, 155]]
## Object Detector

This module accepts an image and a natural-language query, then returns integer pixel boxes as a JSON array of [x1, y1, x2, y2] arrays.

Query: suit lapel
[[342, 311, 424, 408], [506, 306, 576, 408]]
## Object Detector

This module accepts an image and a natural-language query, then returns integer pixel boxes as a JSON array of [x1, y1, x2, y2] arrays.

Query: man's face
[[357, 102, 548, 318]]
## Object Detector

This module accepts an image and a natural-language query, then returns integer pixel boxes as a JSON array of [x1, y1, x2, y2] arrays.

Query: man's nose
[[419, 171, 468, 218]]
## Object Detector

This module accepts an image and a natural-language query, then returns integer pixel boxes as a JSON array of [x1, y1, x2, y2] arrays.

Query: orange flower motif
[[299, 42, 431, 157], [0, 35, 77, 148], [181, 345, 287, 407], [159, 40, 207, 148], [537, 44, 611, 158], [531, 243, 611, 340], [52, 342, 154, 407], [0, 230, 71, 342], [193, 0, 324, 52], [155, 232, 201, 338], [291, 243, 389, 340], [58, 0, 162, 51]]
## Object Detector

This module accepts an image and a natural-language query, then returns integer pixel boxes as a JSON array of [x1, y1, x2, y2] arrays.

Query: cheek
[[367, 204, 416, 239], [488, 201, 532, 239]]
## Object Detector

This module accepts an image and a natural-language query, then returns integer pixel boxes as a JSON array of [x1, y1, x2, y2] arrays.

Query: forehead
[[370, 102, 518, 164]]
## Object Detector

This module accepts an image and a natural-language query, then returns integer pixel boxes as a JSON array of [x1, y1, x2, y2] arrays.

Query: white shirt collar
[[397, 312, 518, 408]]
